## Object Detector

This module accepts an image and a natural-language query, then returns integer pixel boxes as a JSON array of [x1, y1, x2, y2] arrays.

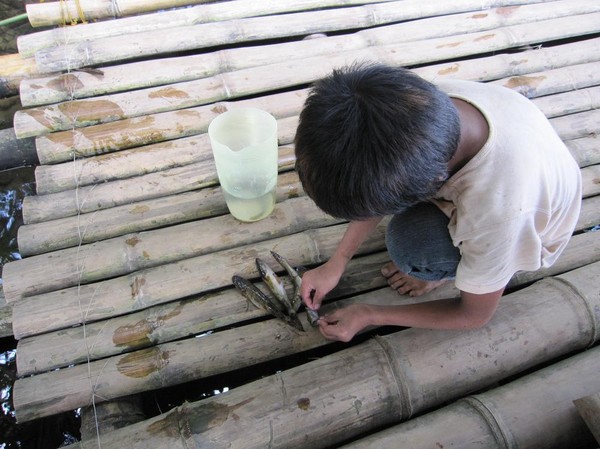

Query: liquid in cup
[[208, 108, 278, 222]]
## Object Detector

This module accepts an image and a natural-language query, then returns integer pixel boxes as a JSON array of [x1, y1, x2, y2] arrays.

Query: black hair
[[294, 62, 460, 220]]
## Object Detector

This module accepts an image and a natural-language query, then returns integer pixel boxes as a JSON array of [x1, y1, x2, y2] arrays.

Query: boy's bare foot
[[381, 262, 448, 297]]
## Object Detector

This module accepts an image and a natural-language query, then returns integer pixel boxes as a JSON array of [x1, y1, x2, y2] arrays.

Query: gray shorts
[[385, 202, 460, 281]]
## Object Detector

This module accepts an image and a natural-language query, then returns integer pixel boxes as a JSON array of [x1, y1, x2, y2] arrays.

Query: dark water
[[0, 167, 83, 448]]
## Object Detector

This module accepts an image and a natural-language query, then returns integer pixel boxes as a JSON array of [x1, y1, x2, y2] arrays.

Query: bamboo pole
[[574, 392, 600, 445], [25, 0, 398, 28], [14, 175, 298, 257], [32, 116, 298, 195], [20, 148, 300, 227], [0, 53, 37, 98], [551, 109, 600, 142], [3, 195, 341, 303], [9, 220, 388, 337], [340, 347, 600, 449], [15, 214, 600, 376], [30, 66, 600, 197], [13, 260, 600, 427], [20, 110, 598, 227], [19, 0, 401, 54], [7, 129, 597, 301], [20, 130, 597, 260], [30, 76, 597, 196], [80, 396, 145, 441], [566, 135, 600, 168], [531, 85, 600, 117], [19, 28, 600, 110], [14, 251, 392, 375], [582, 165, 600, 198], [15, 11, 600, 138], [33, 91, 304, 165], [493, 63, 600, 100], [32, 0, 566, 74], [26, 36, 600, 163]]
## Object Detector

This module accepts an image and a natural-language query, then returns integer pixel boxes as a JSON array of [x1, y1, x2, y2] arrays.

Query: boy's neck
[[447, 98, 489, 176]]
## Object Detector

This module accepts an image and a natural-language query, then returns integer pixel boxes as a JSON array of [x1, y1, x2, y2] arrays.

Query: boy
[[294, 63, 581, 342]]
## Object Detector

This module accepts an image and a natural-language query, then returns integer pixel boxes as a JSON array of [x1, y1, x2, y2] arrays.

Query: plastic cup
[[208, 107, 278, 222]]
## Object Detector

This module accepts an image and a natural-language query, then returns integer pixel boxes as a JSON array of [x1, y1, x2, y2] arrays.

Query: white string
[[59, 21, 103, 448]]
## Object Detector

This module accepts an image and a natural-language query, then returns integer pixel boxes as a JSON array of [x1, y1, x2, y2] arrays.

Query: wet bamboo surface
[[4, 1, 600, 447]]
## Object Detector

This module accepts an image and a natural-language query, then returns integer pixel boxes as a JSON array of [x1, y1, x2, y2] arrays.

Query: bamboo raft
[[3, 0, 600, 447]]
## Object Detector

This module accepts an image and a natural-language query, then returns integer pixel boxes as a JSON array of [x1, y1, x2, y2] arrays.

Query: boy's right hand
[[300, 259, 345, 310]]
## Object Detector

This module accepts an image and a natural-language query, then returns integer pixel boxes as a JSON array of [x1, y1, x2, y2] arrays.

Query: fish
[[271, 251, 320, 327], [232, 275, 304, 332], [255, 258, 293, 314], [306, 308, 320, 327], [270, 250, 303, 312]]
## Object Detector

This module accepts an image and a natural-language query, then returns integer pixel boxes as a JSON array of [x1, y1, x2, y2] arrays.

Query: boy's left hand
[[318, 304, 371, 342]]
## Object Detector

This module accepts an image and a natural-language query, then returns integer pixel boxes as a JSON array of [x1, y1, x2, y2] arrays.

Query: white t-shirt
[[431, 80, 582, 295]]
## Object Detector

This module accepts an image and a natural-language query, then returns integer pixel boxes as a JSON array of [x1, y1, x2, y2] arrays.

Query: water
[[0, 167, 83, 448], [223, 185, 276, 222]]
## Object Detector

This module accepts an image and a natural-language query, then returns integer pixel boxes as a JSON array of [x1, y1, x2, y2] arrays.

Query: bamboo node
[[373, 335, 412, 420]]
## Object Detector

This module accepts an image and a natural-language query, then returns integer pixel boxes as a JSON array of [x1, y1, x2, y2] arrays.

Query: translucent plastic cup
[[208, 108, 278, 222]]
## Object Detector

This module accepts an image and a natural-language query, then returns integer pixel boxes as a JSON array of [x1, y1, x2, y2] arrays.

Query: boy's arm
[[318, 288, 504, 342], [301, 217, 383, 309]]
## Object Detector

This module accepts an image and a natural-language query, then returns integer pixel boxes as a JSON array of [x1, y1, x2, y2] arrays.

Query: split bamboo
[[19, 0, 401, 54], [13, 260, 600, 429], [19, 1, 595, 107], [574, 392, 600, 445], [15, 10, 600, 138], [20, 109, 598, 226], [26, 36, 600, 163], [340, 347, 600, 449], [3, 195, 341, 303], [15, 217, 600, 376], [9, 220, 388, 337], [32, 0, 567, 74]]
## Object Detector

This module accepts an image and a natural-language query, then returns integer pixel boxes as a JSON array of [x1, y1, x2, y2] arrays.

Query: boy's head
[[294, 62, 460, 220]]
